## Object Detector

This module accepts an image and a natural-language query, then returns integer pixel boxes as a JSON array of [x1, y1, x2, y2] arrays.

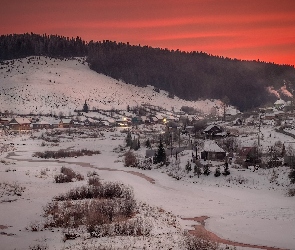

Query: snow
[[0, 126, 295, 250], [0, 56, 222, 115], [0, 56, 294, 250]]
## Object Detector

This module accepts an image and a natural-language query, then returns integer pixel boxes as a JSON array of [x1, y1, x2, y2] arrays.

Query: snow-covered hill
[[0, 56, 221, 115]]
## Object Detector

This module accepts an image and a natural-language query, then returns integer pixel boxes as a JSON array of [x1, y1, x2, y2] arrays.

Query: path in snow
[[183, 217, 289, 250], [5, 152, 155, 184]]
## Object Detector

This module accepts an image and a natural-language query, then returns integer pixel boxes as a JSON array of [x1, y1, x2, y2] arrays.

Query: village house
[[238, 147, 259, 166], [32, 120, 51, 129], [201, 140, 226, 161], [58, 118, 73, 128], [116, 119, 128, 127], [150, 116, 158, 124], [9, 117, 31, 131], [203, 124, 228, 139], [274, 99, 286, 110], [232, 118, 243, 126], [0, 118, 10, 126]]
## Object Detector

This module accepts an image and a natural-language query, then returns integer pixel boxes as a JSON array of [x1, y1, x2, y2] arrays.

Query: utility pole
[[170, 131, 173, 157], [178, 129, 181, 148], [257, 114, 262, 163]]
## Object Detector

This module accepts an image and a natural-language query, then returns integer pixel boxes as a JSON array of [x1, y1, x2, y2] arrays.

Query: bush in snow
[[203, 164, 211, 176], [28, 244, 48, 250], [54, 166, 84, 183], [0, 182, 25, 197], [214, 167, 221, 177], [89, 216, 152, 237], [88, 176, 101, 186], [124, 151, 138, 167], [222, 163, 230, 176], [185, 160, 192, 173], [87, 170, 98, 177], [194, 161, 203, 178], [287, 188, 295, 197], [43, 182, 136, 234], [226, 175, 249, 185], [33, 149, 100, 159], [288, 168, 295, 184], [183, 231, 218, 250], [54, 181, 134, 202]]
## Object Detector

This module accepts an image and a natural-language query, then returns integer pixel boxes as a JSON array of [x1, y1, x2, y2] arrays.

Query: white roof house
[[203, 140, 225, 153], [274, 99, 286, 105], [9, 117, 31, 125]]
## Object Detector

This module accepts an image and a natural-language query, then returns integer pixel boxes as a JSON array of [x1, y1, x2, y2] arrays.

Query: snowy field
[[0, 127, 295, 250]]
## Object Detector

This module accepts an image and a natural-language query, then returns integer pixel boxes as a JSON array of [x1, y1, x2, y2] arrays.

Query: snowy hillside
[[0, 56, 221, 115]]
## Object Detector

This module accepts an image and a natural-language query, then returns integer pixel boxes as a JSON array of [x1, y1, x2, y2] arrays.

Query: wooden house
[[58, 118, 73, 128], [201, 140, 226, 161], [9, 118, 31, 130], [203, 125, 228, 139], [32, 120, 51, 129], [0, 118, 10, 126], [232, 118, 243, 126]]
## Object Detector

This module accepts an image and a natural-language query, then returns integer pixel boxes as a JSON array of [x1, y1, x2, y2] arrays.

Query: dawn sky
[[1, 0, 295, 65]]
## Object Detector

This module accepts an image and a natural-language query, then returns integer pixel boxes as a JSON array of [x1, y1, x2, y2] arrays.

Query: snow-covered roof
[[10, 117, 31, 124], [60, 119, 72, 124], [203, 140, 225, 152], [34, 120, 50, 125], [274, 99, 285, 105], [155, 114, 164, 119], [226, 108, 240, 116], [204, 124, 220, 132]]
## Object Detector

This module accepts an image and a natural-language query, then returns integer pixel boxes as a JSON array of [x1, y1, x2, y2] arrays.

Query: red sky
[[1, 0, 295, 66]]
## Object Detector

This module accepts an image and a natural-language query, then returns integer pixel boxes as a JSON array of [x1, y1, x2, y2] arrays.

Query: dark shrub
[[54, 166, 84, 183]]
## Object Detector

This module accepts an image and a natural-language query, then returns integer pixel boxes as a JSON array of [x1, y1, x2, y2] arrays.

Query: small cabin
[[201, 140, 226, 161]]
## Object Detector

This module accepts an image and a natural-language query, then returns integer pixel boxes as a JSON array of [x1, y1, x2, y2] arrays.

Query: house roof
[[34, 120, 50, 125], [60, 119, 72, 124], [204, 124, 221, 132], [274, 99, 285, 105], [10, 117, 31, 125], [155, 114, 164, 119], [203, 140, 225, 153]]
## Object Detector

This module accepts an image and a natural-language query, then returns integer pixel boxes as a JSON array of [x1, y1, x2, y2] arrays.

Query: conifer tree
[[203, 164, 211, 176], [145, 138, 151, 148], [154, 139, 166, 165], [222, 162, 230, 176], [125, 131, 132, 147], [214, 167, 221, 177], [185, 160, 192, 173], [194, 162, 202, 178]]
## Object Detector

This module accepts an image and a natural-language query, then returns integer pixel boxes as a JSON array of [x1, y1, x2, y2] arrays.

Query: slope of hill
[[0, 56, 220, 115], [1, 33, 295, 111]]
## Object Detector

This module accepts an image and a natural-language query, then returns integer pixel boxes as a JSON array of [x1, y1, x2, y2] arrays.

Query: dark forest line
[[1, 33, 295, 111]]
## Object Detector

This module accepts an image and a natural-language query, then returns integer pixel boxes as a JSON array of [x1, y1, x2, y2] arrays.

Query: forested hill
[[1, 33, 295, 111]]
